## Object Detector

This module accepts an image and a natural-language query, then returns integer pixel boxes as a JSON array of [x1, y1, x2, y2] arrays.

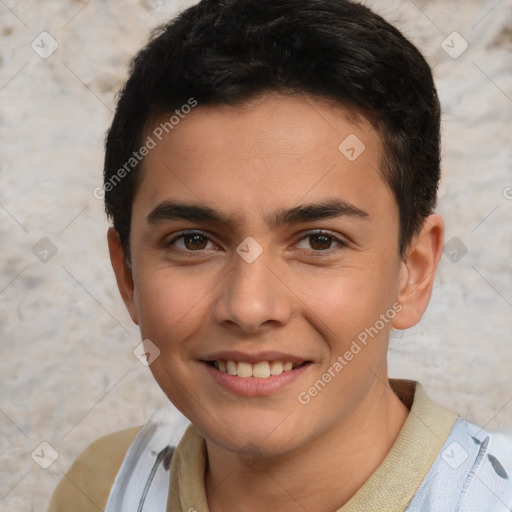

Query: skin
[[108, 93, 444, 511]]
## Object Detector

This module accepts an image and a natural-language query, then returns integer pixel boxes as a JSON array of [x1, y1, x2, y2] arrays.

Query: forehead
[[134, 93, 396, 230]]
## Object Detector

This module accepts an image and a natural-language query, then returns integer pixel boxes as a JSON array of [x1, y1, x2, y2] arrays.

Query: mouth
[[204, 359, 309, 378], [200, 351, 314, 396]]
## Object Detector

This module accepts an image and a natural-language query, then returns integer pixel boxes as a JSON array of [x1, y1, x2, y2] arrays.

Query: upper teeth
[[215, 360, 295, 378]]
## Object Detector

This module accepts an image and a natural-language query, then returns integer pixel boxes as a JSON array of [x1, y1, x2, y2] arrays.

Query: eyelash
[[166, 229, 348, 257]]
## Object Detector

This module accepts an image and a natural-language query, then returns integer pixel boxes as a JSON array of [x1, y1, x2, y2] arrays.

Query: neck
[[205, 378, 410, 512]]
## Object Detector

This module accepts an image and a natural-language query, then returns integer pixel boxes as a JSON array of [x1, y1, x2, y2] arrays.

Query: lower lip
[[203, 362, 311, 397]]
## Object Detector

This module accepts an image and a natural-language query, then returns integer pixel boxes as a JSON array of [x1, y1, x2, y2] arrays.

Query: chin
[[201, 413, 308, 459]]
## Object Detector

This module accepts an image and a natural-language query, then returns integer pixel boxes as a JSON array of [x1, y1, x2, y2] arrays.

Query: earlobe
[[391, 214, 444, 330], [107, 228, 139, 325]]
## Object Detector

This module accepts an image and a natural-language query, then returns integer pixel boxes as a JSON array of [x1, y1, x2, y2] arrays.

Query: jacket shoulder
[[47, 426, 141, 512]]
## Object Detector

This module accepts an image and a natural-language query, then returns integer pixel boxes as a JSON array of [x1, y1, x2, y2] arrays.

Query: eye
[[165, 229, 348, 257], [295, 230, 348, 254], [167, 230, 218, 252]]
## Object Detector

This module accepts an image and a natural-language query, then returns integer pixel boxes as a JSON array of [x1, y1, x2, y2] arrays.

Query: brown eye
[[182, 233, 208, 250], [168, 230, 216, 252], [295, 230, 348, 254], [308, 233, 333, 250]]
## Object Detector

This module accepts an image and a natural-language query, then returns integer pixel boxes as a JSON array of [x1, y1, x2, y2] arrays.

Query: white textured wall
[[0, 0, 511, 510]]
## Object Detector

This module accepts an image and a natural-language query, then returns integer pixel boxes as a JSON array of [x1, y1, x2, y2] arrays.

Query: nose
[[212, 246, 293, 334]]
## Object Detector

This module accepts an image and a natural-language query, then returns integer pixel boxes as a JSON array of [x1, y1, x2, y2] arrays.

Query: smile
[[203, 358, 312, 396], [209, 359, 303, 378]]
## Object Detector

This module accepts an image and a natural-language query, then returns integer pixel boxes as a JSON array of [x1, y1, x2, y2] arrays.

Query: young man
[[48, 0, 512, 510]]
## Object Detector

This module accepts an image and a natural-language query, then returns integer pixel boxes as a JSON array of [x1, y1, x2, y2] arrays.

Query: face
[[110, 93, 439, 459]]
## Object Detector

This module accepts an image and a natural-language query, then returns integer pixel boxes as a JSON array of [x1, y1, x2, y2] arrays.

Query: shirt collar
[[167, 379, 458, 512]]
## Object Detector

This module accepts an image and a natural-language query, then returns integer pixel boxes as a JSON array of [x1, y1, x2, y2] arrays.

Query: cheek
[[133, 267, 205, 343], [132, 269, 208, 414], [301, 265, 399, 341]]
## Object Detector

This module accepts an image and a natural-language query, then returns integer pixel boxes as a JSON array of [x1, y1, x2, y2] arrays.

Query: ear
[[107, 228, 139, 325], [391, 214, 444, 330]]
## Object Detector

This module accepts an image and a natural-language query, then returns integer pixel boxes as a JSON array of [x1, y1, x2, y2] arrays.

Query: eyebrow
[[146, 198, 370, 229]]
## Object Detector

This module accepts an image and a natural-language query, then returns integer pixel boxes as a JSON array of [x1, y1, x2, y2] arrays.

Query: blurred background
[[0, 0, 511, 509]]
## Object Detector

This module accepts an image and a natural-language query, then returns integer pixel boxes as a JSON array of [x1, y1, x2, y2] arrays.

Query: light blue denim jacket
[[407, 417, 512, 511]]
